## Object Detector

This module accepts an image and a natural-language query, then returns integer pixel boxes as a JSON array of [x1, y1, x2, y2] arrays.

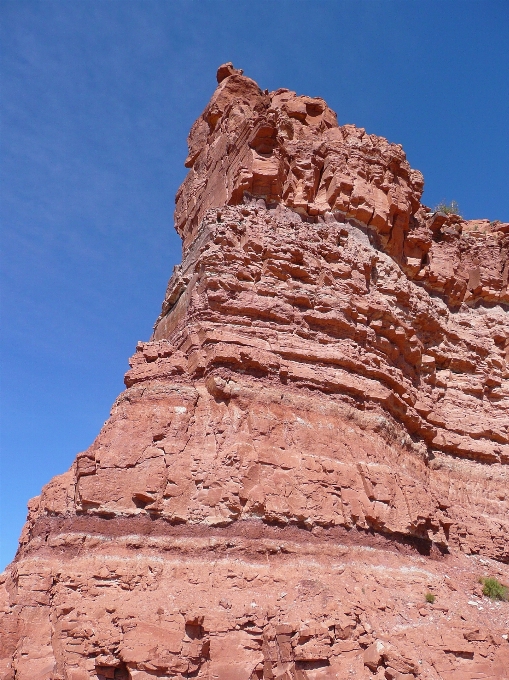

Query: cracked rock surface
[[1, 64, 508, 680]]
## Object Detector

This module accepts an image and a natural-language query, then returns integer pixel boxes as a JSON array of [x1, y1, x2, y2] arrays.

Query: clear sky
[[1, 0, 508, 569]]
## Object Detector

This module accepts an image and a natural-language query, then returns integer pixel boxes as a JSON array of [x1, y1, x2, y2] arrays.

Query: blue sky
[[1, 0, 508, 569]]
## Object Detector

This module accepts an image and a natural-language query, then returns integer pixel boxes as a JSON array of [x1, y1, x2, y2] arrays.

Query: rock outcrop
[[1, 64, 508, 680]]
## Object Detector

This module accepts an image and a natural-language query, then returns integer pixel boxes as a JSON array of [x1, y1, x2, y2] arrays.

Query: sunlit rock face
[[2, 64, 509, 680]]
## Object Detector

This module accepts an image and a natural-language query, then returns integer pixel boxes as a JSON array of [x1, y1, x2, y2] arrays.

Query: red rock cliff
[[1, 64, 508, 680]]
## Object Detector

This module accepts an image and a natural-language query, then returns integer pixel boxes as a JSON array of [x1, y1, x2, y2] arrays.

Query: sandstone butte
[[2, 63, 509, 680]]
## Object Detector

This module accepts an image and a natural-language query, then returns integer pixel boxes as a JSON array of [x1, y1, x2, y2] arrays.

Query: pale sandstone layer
[[1, 64, 508, 680]]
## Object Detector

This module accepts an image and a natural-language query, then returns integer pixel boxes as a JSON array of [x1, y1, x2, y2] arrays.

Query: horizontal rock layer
[[1, 64, 508, 679]]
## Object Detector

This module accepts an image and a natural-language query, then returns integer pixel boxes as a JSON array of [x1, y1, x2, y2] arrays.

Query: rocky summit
[[1, 64, 509, 680]]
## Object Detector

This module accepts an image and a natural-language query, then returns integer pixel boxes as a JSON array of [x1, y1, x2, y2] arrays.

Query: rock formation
[[1, 64, 509, 680]]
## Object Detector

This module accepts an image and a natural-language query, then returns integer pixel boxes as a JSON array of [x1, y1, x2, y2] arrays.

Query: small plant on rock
[[425, 592, 436, 604], [479, 577, 508, 601], [434, 200, 461, 216]]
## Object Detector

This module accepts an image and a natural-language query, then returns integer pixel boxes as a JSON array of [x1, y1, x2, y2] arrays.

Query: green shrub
[[425, 592, 436, 604], [434, 200, 461, 216], [480, 577, 508, 601]]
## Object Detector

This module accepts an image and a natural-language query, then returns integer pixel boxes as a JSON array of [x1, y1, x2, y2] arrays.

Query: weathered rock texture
[[1, 64, 509, 680]]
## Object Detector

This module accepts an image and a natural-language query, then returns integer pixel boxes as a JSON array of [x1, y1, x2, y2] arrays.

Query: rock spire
[[1, 64, 509, 680]]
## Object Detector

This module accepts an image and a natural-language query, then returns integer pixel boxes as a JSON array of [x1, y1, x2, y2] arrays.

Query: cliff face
[[1, 64, 509, 680]]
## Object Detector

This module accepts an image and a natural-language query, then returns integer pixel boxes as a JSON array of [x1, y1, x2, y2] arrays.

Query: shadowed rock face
[[2, 64, 509, 680]]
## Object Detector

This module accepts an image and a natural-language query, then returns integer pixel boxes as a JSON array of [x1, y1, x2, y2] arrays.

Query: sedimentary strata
[[1, 64, 508, 680]]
